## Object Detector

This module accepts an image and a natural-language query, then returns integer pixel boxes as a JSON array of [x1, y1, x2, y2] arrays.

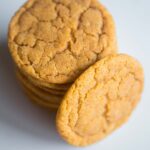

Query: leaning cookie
[[56, 54, 144, 146], [8, 0, 117, 85]]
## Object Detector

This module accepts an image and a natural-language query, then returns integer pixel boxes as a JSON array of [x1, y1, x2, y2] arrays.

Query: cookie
[[17, 74, 59, 110], [18, 68, 70, 91], [24, 86, 59, 110], [16, 71, 62, 105], [17, 70, 65, 96], [56, 54, 144, 146], [25, 73, 70, 91], [8, 0, 117, 84], [38, 86, 66, 95]]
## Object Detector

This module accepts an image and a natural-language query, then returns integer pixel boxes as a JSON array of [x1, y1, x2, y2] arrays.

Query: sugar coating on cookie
[[56, 54, 144, 146], [8, 0, 117, 84]]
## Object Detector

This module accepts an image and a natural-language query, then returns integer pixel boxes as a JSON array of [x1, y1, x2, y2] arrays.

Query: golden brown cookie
[[25, 72, 71, 91], [56, 54, 144, 146], [17, 70, 65, 96], [17, 74, 59, 110], [18, 68, 70, 91], [8, 0, 117, 84], [16, 70, 62, 106], [24, 86, 59, 110]]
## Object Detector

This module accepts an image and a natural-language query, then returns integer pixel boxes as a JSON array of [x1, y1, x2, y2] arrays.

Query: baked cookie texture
[[17, 75, 59, 110], [23, 72, 71, 90], [24, 86, 59, 110], [56, 54, 144, 146], [8, 0, 117, 84], [16, 70, 61, 109], [8, 0, 144, 147], [17, 70, 65, 96]]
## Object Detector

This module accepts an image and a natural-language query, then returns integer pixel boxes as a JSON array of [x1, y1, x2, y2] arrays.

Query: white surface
[[0, 0, 150, 150]]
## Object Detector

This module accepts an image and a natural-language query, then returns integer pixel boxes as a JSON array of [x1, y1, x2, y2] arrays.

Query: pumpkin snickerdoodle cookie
[[24, 87, 59, 110], [23, 72, 71, 91], [56, 54, 144, 146], [7, 0, 144, 146], [17, 74, 60, 110], [17, 70, 65, 96], [8, 0, 117, 85], [16, 71, 62, 108]]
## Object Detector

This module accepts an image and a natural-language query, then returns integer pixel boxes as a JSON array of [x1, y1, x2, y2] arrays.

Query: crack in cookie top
[[8, 0, 117, 84]]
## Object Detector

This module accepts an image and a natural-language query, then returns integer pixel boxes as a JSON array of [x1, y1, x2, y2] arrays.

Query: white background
[[0, 0, 150, 150]]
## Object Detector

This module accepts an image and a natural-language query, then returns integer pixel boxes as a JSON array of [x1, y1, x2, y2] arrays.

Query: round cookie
[[25, 73, 70, 91], [16, 71, 62, 105], [24, 86, 59, 110], [8, 0, 117, 84], [56, 54, 144, 146], [18, 68, 70, 91], [17, 70, 65, 96], [39, 86, 66, 95], [17, 74, 59, 110]]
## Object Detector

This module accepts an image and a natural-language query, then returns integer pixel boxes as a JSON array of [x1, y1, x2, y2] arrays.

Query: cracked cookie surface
[[56, 54, 144, 146], [8, 0, 117, 84]]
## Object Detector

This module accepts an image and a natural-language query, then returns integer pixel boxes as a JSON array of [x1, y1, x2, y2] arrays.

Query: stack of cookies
[[8, 0, 144, 147], [8, 0, 117, 110]]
